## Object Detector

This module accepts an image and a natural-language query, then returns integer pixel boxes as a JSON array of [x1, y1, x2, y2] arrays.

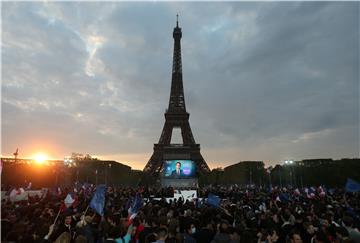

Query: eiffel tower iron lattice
[[143, 17, 210, 175]]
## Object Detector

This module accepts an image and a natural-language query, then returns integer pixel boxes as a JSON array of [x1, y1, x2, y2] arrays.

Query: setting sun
[[33, 153, 48, 164]]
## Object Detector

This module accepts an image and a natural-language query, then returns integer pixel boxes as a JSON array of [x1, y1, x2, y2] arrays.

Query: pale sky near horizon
[[2, 2, 359, 170]]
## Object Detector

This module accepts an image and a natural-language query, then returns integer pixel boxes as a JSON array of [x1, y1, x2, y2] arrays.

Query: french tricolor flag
[[61, 193, 78, 212]]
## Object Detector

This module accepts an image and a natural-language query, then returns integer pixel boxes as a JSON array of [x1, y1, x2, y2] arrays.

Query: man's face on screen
[[176, 162, 181, 170]]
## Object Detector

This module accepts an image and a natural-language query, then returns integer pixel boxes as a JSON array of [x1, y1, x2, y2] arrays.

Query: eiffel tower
[[143, 16, 210, 176]]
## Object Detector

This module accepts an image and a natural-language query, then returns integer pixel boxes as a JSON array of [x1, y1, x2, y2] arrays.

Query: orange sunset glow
[[33, 153, 48, 164]]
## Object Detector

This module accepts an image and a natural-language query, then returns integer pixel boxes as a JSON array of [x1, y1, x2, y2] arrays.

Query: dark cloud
[[2, 2, 359, 169]]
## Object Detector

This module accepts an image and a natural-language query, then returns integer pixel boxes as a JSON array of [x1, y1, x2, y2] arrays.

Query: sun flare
[[33, 153, 48, 164]]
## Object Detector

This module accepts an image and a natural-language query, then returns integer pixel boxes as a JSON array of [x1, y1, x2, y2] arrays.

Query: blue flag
[[207, 193, 221, 208], [128, 192, 142, 220], [90, 184, 106, 216], [347, 206, 360, 220], [125, 198, 132, 210], [132, 193, 142, 212], [345, 178, 360, 193], [279, 192, 292, 202], [328, 188, 335, 195]]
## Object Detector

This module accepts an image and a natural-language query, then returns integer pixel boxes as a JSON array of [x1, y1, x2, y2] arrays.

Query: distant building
[[1, 157, 134, 187], [225, 161, 264, 170], [296, 158, 333, 167], [1, 157, 64, 165], [223, 161, 265, 184]]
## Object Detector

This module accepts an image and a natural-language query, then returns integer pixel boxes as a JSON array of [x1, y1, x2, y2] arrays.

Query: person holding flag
[[25, 181, 32, 190], [50, 212, 75, 241], [48, 190, 80, 241], [206, 193, 232, 218]]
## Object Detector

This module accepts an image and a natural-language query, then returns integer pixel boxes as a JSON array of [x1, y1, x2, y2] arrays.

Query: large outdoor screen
[[163, 160, 196, 178]]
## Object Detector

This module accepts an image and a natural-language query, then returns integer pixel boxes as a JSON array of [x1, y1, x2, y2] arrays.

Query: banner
[[173, 190, 197, 200]]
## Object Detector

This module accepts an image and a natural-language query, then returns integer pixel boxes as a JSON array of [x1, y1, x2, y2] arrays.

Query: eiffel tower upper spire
[[168, 14, 186, 112]]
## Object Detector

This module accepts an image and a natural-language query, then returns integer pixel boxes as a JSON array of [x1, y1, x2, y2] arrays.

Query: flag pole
[[219, 206, 232, 217], [53, 206, 62, 225], [80, 205, 90, 225], [83, 205, 90, 216]]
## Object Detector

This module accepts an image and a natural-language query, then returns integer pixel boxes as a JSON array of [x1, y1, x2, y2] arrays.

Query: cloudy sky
[[2, 2, 359, 170]]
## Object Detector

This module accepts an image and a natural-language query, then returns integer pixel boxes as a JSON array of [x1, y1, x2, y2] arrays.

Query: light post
[[13, 148, 18, 164], [284, 160, 294, 187], [56, 165, 60, 186], [105, 164, 107, 185], [108, 163, 112, 185], [249, 168, 252, 185], [53, 168, 58, 186], [267, 167, 272, 188]]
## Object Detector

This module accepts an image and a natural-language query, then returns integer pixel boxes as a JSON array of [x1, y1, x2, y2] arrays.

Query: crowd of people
[[1, 183, 360, 243]]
